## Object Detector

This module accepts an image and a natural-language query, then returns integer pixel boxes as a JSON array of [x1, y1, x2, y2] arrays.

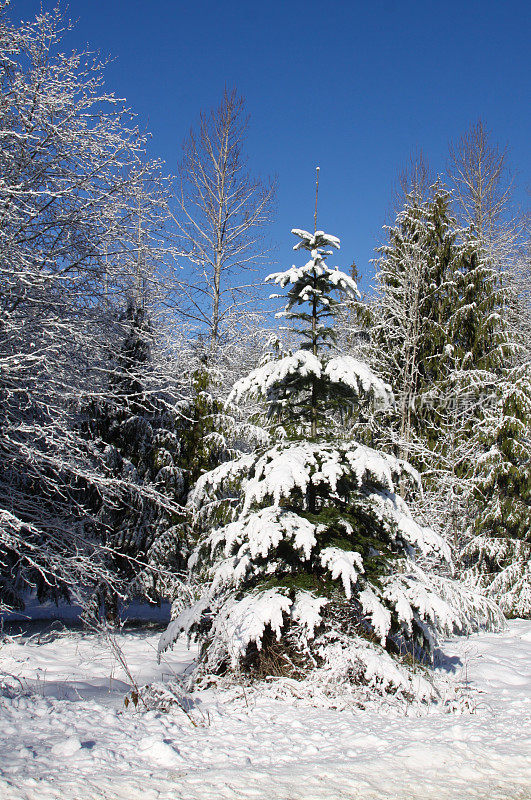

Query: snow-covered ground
[[0, 605, 530, 800]]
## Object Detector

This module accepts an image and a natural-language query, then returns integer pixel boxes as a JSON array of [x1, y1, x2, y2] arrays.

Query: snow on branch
[[210, 590, 293, 668], [291, 229, 341, 251], [325, 356, 393, 406], [358, 587, 392, 645], [320, 547, 364, 599], [228, 350, 321, 405], [266, 264, 359, 299], [291, 591, 328, 639], [210, 507, 317, 562]]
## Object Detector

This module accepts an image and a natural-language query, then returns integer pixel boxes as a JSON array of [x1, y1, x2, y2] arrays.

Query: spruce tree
[[462, 363, 531, 616], [159, 226, 483, 690], [373, 183, 527, 609], [430, 234, 512, 539], [178, 354, 226, 488], [177, 329, 272, 508], [82, 301, 187, 619], [372, 186, 459, 467]]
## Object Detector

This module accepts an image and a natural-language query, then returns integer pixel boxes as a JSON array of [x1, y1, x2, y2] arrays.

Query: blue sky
[[11, 0, 531, 289]]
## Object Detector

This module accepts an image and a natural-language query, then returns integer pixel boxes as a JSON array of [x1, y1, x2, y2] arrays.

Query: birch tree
[[447, 120, 518, 267], [172, 88, 276, 344]]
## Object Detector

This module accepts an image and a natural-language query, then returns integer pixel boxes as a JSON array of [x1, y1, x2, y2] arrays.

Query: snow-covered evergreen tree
[[373, 182, 527, 613], [159, 226, 497, 692], [372, 186, 459, 468], [373, 187, 511, 529], [429, 233, 513, 540], [177, 351, 227, 490], [176, 321, 273, 503], [462, 363, 531, 616], [82, 301, 187, 619]]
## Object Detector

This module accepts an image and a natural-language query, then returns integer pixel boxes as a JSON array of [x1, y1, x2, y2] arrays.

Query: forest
[[1, 4, 530, 700], [1, 6, 530, 799]]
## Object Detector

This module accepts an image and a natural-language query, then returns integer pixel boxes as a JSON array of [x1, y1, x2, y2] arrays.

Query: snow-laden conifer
[[372, 185, 462, 468], [80, 301, 188, 620], [462, 363, 531, 616], [160, 226, 501, 692]]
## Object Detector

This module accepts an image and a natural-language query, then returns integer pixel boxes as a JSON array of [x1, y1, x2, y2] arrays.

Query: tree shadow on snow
[[1, 597, 172, 642], [433, 647, 462, 673]]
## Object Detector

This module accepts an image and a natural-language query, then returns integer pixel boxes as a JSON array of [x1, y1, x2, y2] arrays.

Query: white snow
[[266, 262, 359, 299], [228, 350, 322, 405], [397, 515, 452, 562], [209, 589, 293, 666], [211, 507, 317, 564], [50, 735, 82, 757], [290, 228, 341, 251], [0, 607, 530, 800], [263, 227, 361, 304], [158, 596, 211, 655], [359, 586, 392, 644], [228, 352, 392, 409], [320, 547, 364, 599], [291, 591, 328, 639], [325, 355, 393, 406], [238, 442, 406, 513]]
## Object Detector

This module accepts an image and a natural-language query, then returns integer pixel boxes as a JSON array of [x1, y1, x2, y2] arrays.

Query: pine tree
[[158, 226, 491, 692]]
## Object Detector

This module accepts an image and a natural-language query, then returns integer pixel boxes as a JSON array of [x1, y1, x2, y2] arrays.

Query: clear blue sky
[[11, 0, 531, 289]]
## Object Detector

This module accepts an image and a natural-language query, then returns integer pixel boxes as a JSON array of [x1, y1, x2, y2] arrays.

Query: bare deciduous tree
[[392, 149, 434, 213], [0, 5, 184, 612], [447, 120, 517, 263], [172, 88, 276, 343]]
